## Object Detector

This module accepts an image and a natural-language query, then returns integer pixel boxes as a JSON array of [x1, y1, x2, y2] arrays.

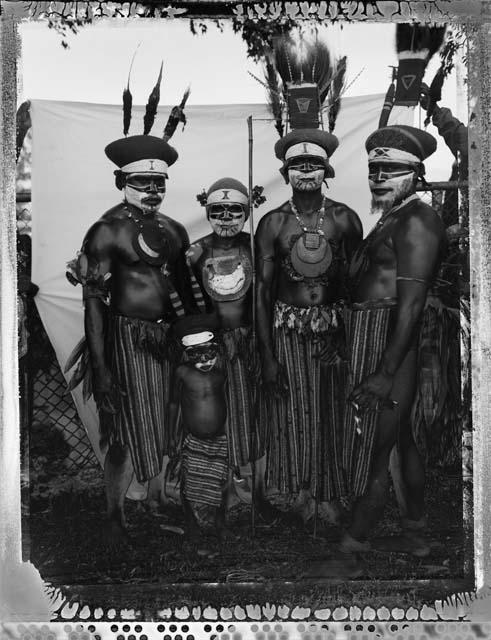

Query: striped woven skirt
[[106, 314, 171, 483], [221, 327, 260, 468], [262, 301, 347, 501], [343, 302, 394, 497], [181, 433, 229, 507]]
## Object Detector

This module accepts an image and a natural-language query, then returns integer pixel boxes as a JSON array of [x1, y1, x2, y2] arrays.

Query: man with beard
[[186, 178, 273, 518], [255, 130, 362, 522], [333, 125, 446, 576], [67, 135, 194, 545]]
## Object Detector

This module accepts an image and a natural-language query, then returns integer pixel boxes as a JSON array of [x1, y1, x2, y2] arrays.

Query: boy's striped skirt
[[181, 433, 229, 506]]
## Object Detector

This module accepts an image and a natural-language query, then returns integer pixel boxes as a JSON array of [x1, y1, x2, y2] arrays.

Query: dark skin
[[168, 348, 228, 540], [331, 165, 447, 576], [187, 231, 252, 329], [255, 160, 362, 524], [82, 175, 194, 544], [188, 229, 281, 520], [255, 180, 363, 397]]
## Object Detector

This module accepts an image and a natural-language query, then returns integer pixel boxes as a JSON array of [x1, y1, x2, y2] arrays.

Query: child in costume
[[169, 314, 230, 541]]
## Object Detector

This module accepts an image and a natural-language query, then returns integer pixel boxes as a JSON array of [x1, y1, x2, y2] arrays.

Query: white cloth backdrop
[[30, 94, 385, 473]]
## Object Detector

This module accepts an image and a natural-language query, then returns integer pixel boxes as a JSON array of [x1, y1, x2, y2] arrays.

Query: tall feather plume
[[396, 23, 446, 61], [143, 61, 163, 135], [327, 55, 347, 132], [122, 45, 140, 136], [378, 68, 397, 128], [274, 35, 335, 107], [274, 36, 296, 98], [424, 64, 445, 125], [312, 41, 334, 104], [263, 47, 284, 138], [163, 86, 191, 142]]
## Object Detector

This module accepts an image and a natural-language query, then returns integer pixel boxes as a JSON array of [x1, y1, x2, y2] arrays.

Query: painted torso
[[188, 232, 252, 329]]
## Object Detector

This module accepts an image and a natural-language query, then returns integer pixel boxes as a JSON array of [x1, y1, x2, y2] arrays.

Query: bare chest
[[115, 218, 182, 269], [276, 213, 340, 255], [365, 224, 396, 269]]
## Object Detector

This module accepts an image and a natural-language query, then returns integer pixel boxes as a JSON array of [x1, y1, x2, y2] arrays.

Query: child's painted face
[[186, 343, 219, 372]]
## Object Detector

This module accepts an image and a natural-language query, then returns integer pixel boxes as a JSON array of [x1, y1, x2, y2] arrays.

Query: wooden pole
[[247, 115, 257, 537]]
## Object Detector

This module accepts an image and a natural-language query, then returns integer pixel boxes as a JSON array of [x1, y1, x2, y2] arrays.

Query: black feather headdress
[[394, 24, 446, 106], [122, 45, 140, 137], [143, 61, 163, 135], [119, 52, 190, 143], [259, 33, 348, 135], [327, 55, 347, 133], [163, 86, 191, 142]]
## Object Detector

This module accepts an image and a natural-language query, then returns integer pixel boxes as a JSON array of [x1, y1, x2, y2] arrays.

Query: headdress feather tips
[[122, 45, 140, 137], [394, 24, 446, 107], [143, 61, 163, 136], [163, 85, 191, 142], [328, 55, 347, 133], [396, 24, 446, 58], [264, 49, 284, 138]]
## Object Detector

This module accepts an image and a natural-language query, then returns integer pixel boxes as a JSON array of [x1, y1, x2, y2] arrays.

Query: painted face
[[124, 172, 167, 214], [186, 343, 219, 372], [207, 203, 247, 237], [368, 162, 416, 214], [287, 157, 326, 192]]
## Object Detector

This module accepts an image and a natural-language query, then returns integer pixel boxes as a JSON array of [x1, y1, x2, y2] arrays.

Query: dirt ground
[[26, 460, 464, 587]]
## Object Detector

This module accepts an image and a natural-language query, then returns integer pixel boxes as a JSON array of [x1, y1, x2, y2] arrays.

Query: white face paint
[[187, 343, 219, 372], [195, 356, 218, 372], [124, 185, 165, 214], [208, 205, 247, 237], [288, 168, 325, 192], [123, 173, 166, 214], [369, 171, 415, 215]]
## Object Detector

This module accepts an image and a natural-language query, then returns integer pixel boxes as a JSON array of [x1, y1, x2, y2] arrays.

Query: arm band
[[82, 282, 110, 302]]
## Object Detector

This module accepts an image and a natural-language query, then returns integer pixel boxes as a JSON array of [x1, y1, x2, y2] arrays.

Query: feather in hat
[[424, 64, 445, 125], [394, 24, 446, 106], [122, 45, 140, 137], [327, 55, 347, 133], [264, 48, 284, 138], [274, 35, 335, 104], [396, 23, 446, 59], [378, 67, 397, 128], [163, 86, 191, 142], [143, 61, 163, 135]]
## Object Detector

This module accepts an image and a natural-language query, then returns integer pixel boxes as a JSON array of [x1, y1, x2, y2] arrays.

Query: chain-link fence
[[18, 232, 97, 472]]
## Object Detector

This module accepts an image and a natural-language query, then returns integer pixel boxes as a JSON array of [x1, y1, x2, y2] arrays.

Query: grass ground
[[26, 463, 464, 587]]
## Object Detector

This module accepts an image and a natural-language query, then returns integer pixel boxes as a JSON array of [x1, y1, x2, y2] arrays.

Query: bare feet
[[217, 527, 238, 543], [303, 551, 364, 579], [103, 518, 131, 550], [255, 498, 283, 524], [144, 498, 162, 514], [373, 533, 431, 558]]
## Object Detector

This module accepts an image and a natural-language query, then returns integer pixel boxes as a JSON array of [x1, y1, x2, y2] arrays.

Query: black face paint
[[125, 174, 167, 193]]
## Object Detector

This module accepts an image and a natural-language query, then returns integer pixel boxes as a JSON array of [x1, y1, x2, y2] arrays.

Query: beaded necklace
[[289, 197, 326, 250]]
